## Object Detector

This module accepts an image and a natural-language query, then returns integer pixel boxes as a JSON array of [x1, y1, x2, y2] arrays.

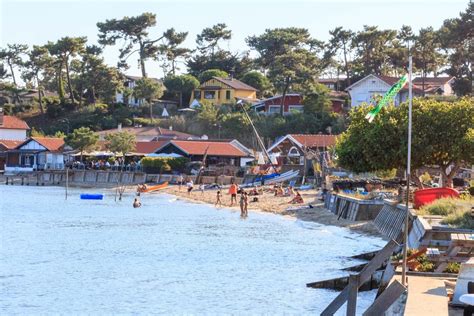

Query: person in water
[[229, 182, 238, 206], [240, 190, 248, 217], [133, 198, 142, 208], [215, 190, 222, 207]]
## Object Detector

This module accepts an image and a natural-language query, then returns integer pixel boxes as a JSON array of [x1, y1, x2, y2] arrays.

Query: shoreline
[[162, 186, 384, 237]]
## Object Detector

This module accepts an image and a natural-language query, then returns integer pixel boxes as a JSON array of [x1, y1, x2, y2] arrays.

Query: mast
[[238, 100, 279, 174], [401, 55, 413, 287]]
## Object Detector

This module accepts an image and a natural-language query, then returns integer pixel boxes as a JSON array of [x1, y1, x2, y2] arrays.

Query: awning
[[145, 153, 183, 158]]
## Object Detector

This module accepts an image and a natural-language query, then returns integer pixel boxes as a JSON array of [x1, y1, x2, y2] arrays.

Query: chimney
[[118, 123, 122, 131], [0, 107, 3, 126]]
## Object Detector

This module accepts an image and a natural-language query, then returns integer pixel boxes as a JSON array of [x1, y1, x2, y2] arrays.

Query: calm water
[[1, 186, 385, 314]]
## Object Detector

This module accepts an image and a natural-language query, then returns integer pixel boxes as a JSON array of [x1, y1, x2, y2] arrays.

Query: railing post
[[347, 274, 359, 316]]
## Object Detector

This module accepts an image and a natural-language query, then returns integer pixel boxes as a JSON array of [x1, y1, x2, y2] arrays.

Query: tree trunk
[[442, 163, 460, 188], [342, 41, 350, 86], [279, 77, 290, 116], [139, 42, 147, 78], [64, 56, 75, 103], [8, 62, 21, 104], [422, 68, 426, 97], [91, 86, 96, 105], [149, 99, 153, 122], [179, 91, 183, 108], [36, 74, 44, 115]]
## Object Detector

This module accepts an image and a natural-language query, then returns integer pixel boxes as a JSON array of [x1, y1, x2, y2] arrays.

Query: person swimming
[[133, 198, 142, 208]]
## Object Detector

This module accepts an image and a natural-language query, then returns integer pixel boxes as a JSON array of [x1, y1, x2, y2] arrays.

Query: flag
[[365, 74, 408, 122]]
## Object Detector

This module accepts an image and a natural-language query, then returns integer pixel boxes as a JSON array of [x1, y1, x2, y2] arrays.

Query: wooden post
[[363, 280, 406, 316], [347, 274, 359, 316]]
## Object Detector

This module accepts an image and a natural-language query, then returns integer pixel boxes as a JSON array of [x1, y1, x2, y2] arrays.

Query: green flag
[[365, 74, 409, 122]]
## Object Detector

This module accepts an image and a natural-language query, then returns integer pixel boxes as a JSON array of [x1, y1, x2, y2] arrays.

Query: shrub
[[2, 103, 14, 114], [141, 157, 188, 174], [444, 262, 460, 274], [45, 97, 64, 118], [419, 197, 474, 229], [418, 261, 435, 272], [443, 211, 474, 230]]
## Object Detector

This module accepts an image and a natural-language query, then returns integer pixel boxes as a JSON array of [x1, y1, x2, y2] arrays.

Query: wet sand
[[162, 185, 383, 237]]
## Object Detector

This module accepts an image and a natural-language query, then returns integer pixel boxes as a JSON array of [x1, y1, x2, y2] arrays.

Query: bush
[[141, 157, 188, 174], [45, 97, 64, 118], [2, 103, 14, 114], [419, 197, 474, 229], [444, 262, 460, 274]]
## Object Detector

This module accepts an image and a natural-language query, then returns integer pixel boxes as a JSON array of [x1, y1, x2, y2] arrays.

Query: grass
[[418, 197, 474, 229]]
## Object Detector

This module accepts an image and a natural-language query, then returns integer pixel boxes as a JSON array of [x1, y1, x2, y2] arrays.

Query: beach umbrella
[[178, 108, 196, 113], [161, 107, 169, 117], [190, 99, 201, 109]]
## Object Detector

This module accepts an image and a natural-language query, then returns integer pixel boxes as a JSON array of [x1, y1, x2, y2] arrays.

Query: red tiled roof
[[134, 141, 167, 154], [212, 77, 257, 91], [413, 76, 454, 85], [0, 139, 23, 150], [0, 115, 30, 130], [167, 140, 249, 157], [375, 75, 425, 93], [290, 134, 337, 148], [30, 137, 64, 152]]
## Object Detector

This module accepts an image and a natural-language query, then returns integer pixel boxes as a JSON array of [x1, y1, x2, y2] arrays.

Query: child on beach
[[239, 190, 248, 217], [178, 174, 184, 191], [133, 198, 142, 208], [215, 190, 222, 207], [199, 184, 205, 194]]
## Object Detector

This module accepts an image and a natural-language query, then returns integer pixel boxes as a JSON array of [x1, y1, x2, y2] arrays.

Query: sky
[[0, 0, 469, 80]]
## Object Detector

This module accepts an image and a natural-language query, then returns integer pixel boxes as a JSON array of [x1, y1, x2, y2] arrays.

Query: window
[[288, 105, 303, 113], [268, 105, 281, 114], [226, 90, 231, 100], [204, 91, 216, 99], [194, 90, 201, 99]]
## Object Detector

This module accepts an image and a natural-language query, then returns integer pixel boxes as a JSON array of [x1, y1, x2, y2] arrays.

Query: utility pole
[[401, 55, 413, 287]]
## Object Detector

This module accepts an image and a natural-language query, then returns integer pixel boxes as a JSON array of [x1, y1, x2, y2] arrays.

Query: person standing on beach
[[186, 179, 194, 195], [229, 182, 238, 206], [215, 190, 222, 207], [243, 192, 249, 217], [178, 174, 184, 191]]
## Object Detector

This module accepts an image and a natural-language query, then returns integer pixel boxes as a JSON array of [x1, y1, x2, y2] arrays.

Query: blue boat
[[80, 194, 104, 200]]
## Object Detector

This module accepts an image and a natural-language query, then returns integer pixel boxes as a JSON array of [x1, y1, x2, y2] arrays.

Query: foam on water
[[1, 186, 385, 314]]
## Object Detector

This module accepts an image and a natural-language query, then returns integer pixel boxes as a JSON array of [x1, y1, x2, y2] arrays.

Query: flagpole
[[401, 55, 413, 287]]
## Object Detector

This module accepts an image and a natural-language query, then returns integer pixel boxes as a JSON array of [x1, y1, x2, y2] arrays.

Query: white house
[[5, 137, 66, 173], [0, 110, 29, 140], [115, 75, 162, 106], [346, 74, 423, 107]]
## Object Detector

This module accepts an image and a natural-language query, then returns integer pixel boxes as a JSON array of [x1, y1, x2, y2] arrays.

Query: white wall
[[0, 128, 27, 140], [348, 76, 392, 107], [19, 140, 46, 150]]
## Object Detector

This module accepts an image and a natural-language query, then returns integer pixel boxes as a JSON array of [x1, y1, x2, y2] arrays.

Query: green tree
[[351, 26, 397, 76], [163, 74, 199, 107], [157, 28, 190, 76], [198, 69, 228, 83], [105, 131, 136, 156], [196, 23, 232, 57], [187, 50, 252, 79], [327, 27, 354, 86], [412, 27, 445, 96], [0, 44, 28, 88], [47, 37, 87, 103], [65, 127, 98, 162], [335, 98, 474, 187], [133, 77, 164, 121], [22, 45, 53, 114], [438, 2, 473, 96], [97, 12, 161, 77], [241, 71, 272, 98], [247, 27, 323, 115]]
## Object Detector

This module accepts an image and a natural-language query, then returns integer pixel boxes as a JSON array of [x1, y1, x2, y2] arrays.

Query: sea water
[[1, 186, 385, 314]]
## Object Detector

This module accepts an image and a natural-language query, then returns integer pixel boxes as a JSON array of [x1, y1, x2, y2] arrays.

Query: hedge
[[141, 157, 188, 174]]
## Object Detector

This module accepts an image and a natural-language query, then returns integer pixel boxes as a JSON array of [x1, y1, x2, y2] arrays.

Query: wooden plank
[[321, 240, 399, 315], [363, 280, 406, 316], [347, 274, 359, 316]]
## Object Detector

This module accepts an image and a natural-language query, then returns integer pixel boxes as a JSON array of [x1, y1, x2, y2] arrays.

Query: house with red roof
[[4, 137, 66, 173], [154, 139, 254, 167], [267, 134, 337, 171], [346, 74, 425, 107], [0, 110, 30, 141]]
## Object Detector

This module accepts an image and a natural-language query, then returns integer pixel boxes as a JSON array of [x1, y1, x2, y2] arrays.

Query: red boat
[[413, 187, 460, 209]]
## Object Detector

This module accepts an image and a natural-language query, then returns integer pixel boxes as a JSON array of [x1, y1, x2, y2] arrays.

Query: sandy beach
[[162, 185, 383, 237]]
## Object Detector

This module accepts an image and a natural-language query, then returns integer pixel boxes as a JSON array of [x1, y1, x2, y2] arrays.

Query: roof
[[210, 77, 257, 91], [97, 126, 196, 140], [0, 115, 30, 130], [124, 75, 161, 84], [0, 139, 23, 150], [413, 76, 454, 85], [267, 134, 337, 152], [30, 137, 65, 152], [134, 141, 167, 155], [346, 74, 424, 93], [158, 140, 250, 157]]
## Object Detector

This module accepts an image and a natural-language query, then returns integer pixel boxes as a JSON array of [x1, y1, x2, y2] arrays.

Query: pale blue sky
[[0, 0, 468, 79]]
